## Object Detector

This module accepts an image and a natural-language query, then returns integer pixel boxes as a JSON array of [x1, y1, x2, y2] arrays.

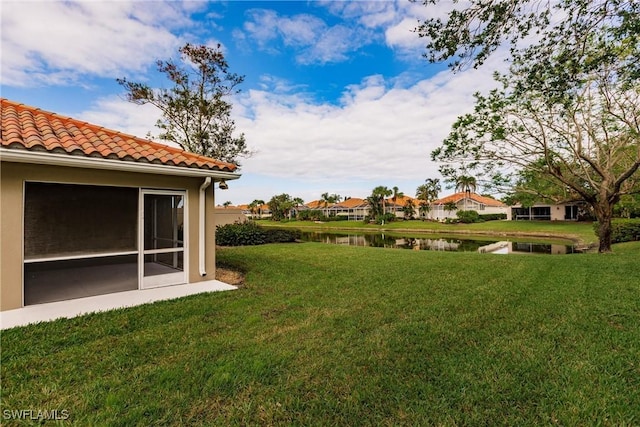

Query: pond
[[296, 231, 579, 255]]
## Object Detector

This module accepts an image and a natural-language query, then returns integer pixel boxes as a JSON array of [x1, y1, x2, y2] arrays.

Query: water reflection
[[297, 231, 578, 255]]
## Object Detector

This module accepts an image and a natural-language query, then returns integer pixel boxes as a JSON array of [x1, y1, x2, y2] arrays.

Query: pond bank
[[258, 221, 596, 249]]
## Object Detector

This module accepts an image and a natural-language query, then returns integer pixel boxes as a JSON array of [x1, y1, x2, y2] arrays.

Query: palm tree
[[391, 186, 404, 216], [292, 197, 304, 219], [249, 199, 265, 219], [402, 198, 415, 220], [320, 192, 330, 215], [366, 193, 383, 220], [416, 178, 441, 219], [367, 186, 392, 223], [376, 186, 392, 215], [222, 201, 232, 208], [455, 176, 477, 211], [320, 193, 341, 217], [444, 201, 458, 218], [418, 201, 430, 220]]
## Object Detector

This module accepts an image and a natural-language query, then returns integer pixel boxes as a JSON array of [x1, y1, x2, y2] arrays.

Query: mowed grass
[[2, 243, 639, 425]]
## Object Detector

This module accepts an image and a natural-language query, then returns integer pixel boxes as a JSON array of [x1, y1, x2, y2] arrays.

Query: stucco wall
[[214, 208, 247, 226], [0, 161, 218, 311], [550, 205, 566, 221]]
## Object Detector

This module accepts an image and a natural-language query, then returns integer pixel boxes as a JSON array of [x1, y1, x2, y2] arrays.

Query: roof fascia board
[[0, 149, 241, 180]]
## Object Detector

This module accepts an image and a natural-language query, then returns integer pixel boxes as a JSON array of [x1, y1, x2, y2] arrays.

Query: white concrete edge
[[0, 280, 236, 330]]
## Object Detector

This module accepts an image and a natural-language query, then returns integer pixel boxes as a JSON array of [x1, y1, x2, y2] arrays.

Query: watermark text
[[3, 409, 70, 421]]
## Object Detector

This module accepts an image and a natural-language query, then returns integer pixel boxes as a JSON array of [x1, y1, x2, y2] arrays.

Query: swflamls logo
[[2, 409, 70, 420]]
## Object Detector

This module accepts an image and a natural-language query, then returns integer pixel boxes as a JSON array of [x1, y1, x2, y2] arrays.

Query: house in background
[[430, 192, 509, 221], [0, 98, 240, 312], [332, 197, 369, 221], [238, 203, 271, 219], [510, 202, 581, 221], [385, 195, 420, 219]]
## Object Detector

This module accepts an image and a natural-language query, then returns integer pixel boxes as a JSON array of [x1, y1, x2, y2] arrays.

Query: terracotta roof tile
[[336, 197, 368, 208], [305, 200, 331, 209], [0, 98, 237, 173], [433, 192, 506, 207], [385, 195, 419, 207]]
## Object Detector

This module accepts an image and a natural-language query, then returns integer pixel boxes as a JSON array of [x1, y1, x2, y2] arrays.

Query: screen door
[[141, 190, 186, 288]]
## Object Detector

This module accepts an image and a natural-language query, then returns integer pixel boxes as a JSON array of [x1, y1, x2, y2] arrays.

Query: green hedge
[[297, 211, 349, 222], [456, 210, 481, 223], [216, 222, 300, 246], [593, 218, 640, 243], [479, 213, 507, 221], [364, 213, 396, 225]]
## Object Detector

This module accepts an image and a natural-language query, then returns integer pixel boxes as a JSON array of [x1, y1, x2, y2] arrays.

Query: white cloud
[[235, 59, 502, 186], [385, 17, 426, 55], [71, 54, 507, 206], [1, 1, 192, 86], [320, 1, 398, 28], [317, 0, 466, 61], [77, 96, 163, 144], [236, 8, 375, 65], [278, 14, 326, 46]]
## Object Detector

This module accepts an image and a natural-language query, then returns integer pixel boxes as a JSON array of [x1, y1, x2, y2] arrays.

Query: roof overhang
[[0, 148, 241, 181]]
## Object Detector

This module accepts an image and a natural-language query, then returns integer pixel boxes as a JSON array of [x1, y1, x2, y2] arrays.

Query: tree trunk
[[594, 202, 614, 253]]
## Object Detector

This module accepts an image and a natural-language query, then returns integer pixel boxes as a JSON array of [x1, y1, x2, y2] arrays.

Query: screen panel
[[24, 182, 138, 258]]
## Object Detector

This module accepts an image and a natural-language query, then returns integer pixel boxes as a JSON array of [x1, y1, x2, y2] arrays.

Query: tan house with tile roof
[[385, 195, 420, 219], [430, 192, 509, 221], [0, 98, 240, 311], [332, 197, 369, 220]]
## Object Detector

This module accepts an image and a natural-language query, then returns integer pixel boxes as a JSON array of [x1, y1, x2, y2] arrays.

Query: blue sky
[[2, 0, 504, 205]]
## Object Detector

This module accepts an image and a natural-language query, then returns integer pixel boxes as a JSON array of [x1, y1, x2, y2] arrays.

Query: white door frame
[[139, 189, 188, 289]]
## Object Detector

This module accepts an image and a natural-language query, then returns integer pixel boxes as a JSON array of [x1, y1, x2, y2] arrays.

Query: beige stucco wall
[[0, 161, 218, 311], [214, 208, 247, 226], [549, 205, 566, 221]]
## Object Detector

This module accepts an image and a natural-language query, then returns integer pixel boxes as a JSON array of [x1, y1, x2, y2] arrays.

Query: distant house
[[430, 192, 509, 221], [0, 98, 240, 312], [510, 202, 581, 221], [239, 203, 271, 219], [302, 199, 331, 217], [332, 197, 369, 221], [385, 195, 420, 219]]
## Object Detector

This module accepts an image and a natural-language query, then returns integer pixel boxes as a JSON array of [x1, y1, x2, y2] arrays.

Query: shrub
[[364, 213, 396, 225], [298, 210, 324, 221], [264, 228, 301, 243], [593, 218, 640, 243], [478, 213, 507, 221], [216, 222, 301, 246], [456, 210, 481, 223], [216, 221, 267, 246]]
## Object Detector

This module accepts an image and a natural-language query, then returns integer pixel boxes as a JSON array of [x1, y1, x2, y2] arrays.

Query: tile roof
[[0, 98, 237, 173], [433, 192, 506, 207], [386, 195, 418, 207], [335, 197, 368, 208], [305, 200, 332, 209], [238, 203, 269, 211]]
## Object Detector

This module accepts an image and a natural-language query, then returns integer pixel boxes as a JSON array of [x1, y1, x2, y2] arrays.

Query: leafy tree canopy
[[420, 0, 640, 252], [268, 194, 294, 221], [415, 0, 639, 85], [118, 43, 250, 166]]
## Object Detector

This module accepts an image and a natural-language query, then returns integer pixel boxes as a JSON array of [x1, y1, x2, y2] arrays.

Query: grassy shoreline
[[256, 219, 598, 246], [2, 242, 639, 425]]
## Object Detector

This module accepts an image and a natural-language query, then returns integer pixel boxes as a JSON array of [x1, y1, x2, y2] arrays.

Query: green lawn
[[2, 242, 639, 425], [257, 219, 598, 246]]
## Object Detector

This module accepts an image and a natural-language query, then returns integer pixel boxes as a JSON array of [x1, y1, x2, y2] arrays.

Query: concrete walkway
[[1, 280, 236, 330]]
